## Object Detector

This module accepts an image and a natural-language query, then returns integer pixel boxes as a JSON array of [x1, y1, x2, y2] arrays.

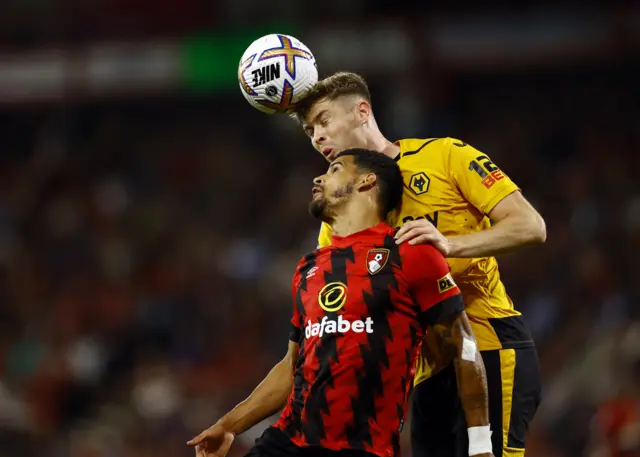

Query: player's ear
[[355, 100, 372, 123], [356, 172, 377, 192]]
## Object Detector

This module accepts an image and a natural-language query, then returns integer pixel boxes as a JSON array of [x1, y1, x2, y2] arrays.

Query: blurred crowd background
[[0, 2, 638, 457]]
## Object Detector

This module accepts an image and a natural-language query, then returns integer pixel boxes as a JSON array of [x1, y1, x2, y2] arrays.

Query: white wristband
[[468, 425, 492, 456]]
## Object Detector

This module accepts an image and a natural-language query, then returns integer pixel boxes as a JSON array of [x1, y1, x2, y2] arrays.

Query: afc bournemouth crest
[[366, 248, 390, 275]]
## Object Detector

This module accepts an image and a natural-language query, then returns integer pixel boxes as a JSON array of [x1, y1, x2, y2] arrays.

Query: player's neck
[[364, 130, 398, 159], [380, 141, 400, 159], [332, 215, 383, 239], [331, 198, 383, 238]]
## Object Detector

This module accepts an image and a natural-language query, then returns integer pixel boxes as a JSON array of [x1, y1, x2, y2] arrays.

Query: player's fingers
[[394, 231, 413, 245], [394, 226, 408, 239], [187, 433, 206, 447], [395, 230, 420, 245], [395, 227, 430, 245], [395, 220, 419, 238], [403, 220, 435, 237], [216, 432, 235, 457]]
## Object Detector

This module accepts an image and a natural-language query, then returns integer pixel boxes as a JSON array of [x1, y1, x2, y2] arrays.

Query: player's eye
[[320, 117, 330, 127], [304, 126, 314, 137]]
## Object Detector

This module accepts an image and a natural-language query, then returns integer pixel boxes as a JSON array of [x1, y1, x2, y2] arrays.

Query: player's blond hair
[[290, 72, 371, 123]]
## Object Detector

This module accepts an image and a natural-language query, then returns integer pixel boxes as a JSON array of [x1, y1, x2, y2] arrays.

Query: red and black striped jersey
[[274, 222, 463, 457]]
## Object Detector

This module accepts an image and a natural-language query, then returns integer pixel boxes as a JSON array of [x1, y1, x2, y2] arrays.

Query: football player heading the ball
[[292, 72, 546, 457]]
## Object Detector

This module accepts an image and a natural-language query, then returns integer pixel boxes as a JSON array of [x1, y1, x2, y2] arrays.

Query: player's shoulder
[[397, 136, 457, 155], [396, 137, 465, 171], [398, 242, 451, 285], [398, 241, 445, 265], [294, 248, 326, 277]]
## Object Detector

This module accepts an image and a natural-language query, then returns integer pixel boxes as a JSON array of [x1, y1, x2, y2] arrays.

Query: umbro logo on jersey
[[306, 266, 319, 279]]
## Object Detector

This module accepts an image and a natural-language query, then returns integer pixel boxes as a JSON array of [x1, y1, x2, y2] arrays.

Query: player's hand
[[395, 219, 452, 256], [187, 423, 235, 457]]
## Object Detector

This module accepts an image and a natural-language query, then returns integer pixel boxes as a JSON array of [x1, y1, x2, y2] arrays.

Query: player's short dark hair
[[336, 149, 403, 218], [291, 72, 371, 123]]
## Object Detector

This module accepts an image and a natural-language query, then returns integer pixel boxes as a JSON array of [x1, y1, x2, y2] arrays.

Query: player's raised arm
[[403, 243, 493, 457], [450, 138, 546, 256], [395, 138, 546, 258]]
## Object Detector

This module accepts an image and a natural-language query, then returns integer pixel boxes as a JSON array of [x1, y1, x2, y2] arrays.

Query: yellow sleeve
[[317, 222, 333, 248], [447, 137, 520, 215]]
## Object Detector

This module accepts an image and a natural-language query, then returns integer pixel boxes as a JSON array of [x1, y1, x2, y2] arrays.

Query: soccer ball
[[238, 34, 318, 114]]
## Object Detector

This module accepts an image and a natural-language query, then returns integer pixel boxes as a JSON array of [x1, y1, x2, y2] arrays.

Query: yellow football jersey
[[318, 137, 535, 385]]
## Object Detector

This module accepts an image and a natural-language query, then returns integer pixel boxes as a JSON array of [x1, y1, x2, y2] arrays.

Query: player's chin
[[308, 199, 327, 221]]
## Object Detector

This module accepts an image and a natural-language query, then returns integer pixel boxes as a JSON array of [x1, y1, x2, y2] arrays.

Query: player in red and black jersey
[[188, 150, 493, 457]]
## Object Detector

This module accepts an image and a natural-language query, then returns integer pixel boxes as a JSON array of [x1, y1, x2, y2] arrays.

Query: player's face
[[309, 155, 358, 221], [303, 96, 369, 162]]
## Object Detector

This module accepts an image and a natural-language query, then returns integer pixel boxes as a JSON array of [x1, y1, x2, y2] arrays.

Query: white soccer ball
[[238, 34, 318, 114]]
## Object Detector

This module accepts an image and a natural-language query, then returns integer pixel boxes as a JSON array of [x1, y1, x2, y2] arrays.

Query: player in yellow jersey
[[290, 72, 546, 457]]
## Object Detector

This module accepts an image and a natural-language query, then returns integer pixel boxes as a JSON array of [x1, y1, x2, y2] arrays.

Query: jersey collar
[[331, 222, 394, 248]]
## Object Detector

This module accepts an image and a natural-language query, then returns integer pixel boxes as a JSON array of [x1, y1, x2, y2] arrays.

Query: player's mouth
[[311, 186, 323, 198], [321, 147, 335, 161]]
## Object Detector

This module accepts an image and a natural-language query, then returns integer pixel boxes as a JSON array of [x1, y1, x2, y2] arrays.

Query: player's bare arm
[[395, 191, 546, 258], [187, 340, 299, 454], [429, 311, 494, 457]]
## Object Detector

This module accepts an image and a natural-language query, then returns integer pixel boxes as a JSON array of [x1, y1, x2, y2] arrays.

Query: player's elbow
[[526, 212, 547, 245], [512, 209, 546, 246]]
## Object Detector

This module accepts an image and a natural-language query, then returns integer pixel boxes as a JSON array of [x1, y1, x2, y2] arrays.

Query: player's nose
[[313, 176, 323, 185], [313, 131, 326, 148]]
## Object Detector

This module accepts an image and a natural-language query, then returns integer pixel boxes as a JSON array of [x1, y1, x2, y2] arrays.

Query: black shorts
[[410, 346, 542, 457], [244, 427, 377, 457]]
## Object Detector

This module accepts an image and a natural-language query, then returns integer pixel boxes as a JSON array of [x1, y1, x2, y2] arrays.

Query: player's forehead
[[303, 97, 338, 125], [328, 154, 355, 170]]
